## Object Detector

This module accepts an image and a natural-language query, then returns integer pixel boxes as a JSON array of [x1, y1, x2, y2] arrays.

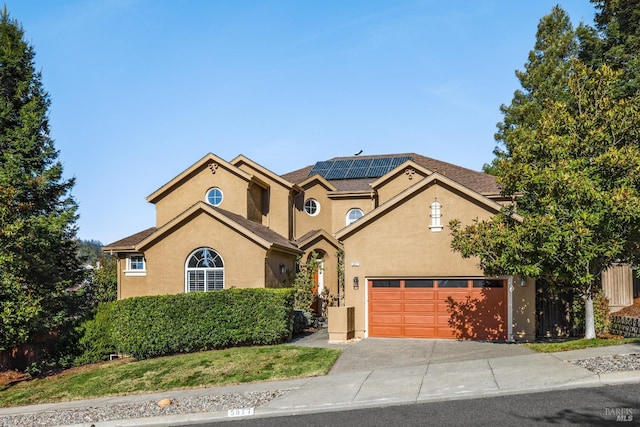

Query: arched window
[[430, 198, 443, 232], [185, 248, 224, 292], [346, 208, 364, 225]]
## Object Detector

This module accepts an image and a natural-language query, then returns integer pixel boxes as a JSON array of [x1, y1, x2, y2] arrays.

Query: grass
[[525, 337, 640, 353], [0, 345, 342, 408]]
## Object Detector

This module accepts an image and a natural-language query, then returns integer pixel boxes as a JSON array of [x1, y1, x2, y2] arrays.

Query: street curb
[[63, 375, 640, 427]]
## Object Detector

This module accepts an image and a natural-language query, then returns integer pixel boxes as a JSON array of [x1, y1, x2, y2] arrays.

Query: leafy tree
[[83, 254, 117, 305], [578, 0, 640, 98], [484, 6, 579, 176], [0, 8, 80, 352], [451, 61, 640, 339]]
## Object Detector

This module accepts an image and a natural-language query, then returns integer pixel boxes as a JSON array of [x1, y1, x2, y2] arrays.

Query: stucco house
[[104, 152, 542, 341]]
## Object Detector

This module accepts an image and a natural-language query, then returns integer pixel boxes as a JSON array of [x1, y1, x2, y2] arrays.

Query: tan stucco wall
[[235, 161, 294, 238], [153, 163, 250, 227], [374, 168, 428, 206], [115, 255, 150, 300], [265, 251, 297, 288], [119, 210, 273, 298], [295, 183, 333, 238], [340, 180, 536, 340], [512, 277, 536, 341], [329, 197, 372, 233]]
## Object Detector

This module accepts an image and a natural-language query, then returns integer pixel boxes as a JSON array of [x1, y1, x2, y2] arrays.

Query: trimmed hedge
[[109, 288, 294, 360], [75, 301, 118, 365]]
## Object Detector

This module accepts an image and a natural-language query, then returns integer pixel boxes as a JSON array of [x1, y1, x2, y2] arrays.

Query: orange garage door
[[368, 279, 507, 339]]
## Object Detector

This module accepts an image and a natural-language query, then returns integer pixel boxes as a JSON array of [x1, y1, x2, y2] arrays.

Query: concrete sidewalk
[[1, 338, 639, 426]]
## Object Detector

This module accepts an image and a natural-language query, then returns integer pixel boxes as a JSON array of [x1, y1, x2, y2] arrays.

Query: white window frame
[[304, 198, 320, 216], [206, 187, 224, 206], [346, 208, 364, 226], [124, 254, 146, 276], [430, 199, 443, 232], [185, 248, 225, 292]]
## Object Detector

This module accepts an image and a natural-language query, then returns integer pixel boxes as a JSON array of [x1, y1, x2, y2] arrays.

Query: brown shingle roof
[[212, 207, 300, 252], [103, 227, 157, 251], [281, 152, 499, 194]]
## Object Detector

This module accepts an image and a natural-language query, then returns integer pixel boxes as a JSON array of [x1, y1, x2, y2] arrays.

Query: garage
[[368, 278, 507, 339]]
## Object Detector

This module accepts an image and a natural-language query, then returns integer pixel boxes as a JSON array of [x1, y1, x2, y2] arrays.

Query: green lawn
[[524, 337, 640, 353], [0, 345, 342, 407]]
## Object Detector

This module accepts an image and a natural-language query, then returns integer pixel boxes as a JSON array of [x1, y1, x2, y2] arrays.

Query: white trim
[[364, 276, 369, 338], [304, 198, 320, 216], [346, 208, 364, 226], [429, 199, 443, 232], [205, 187, 224, 206], [184, 248, 225, 292], [124, 270, 147, 277], [124, 254, 146, 276]]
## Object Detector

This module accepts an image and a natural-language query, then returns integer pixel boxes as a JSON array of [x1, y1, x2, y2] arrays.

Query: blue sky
[[7, 1, 597, 245]]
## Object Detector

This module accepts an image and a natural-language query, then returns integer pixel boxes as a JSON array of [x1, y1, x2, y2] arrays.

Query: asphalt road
[[180, 382, 640, 426]]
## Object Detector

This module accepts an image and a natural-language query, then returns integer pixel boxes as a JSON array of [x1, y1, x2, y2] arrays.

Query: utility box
[[328, 306, 355, 341]]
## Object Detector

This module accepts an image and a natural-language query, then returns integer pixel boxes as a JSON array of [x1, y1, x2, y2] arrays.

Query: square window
[[130, 255, 144, 270]]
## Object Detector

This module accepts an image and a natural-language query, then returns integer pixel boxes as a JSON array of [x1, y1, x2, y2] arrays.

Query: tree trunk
[[584, 288, 596, 339]]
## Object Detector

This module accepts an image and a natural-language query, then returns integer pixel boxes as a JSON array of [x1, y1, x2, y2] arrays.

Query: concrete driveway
[[289, 329, 536, 374]]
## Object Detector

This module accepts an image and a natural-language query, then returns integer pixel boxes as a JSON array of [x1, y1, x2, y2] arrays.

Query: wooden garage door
[[368, 279, 507, 339]]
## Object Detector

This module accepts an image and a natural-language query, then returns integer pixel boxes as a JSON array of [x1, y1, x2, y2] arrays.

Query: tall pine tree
[[0, 8, 80, 352], [578, 0, 640, 98], [484, 6, 578, 175]]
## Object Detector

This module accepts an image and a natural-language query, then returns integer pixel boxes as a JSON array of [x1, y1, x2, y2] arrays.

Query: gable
[[137, 202, 300, 254], [336, 173, 505, 241], [370, 160, 432, 205], [146, 153, 254, 227]]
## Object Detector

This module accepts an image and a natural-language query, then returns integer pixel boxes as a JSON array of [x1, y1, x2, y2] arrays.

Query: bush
[[110, 288, 294, 360], [75, 301, 118, 365], [572, 288, 610, 336]]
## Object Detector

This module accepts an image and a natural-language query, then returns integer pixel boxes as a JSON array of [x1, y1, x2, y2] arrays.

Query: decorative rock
[[0, 389, 290, 427], [157, 398, 172, 407]]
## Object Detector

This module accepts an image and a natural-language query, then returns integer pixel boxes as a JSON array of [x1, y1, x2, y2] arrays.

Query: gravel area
[[0, 389, 289, 427], [570, 353, 640, 374]]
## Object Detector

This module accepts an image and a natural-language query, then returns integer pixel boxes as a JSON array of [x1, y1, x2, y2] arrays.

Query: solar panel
[[324, 169, 347, 180], [308, 156, 413, 180], [352, 158, 371, 168], [391, 156, 412, 166], [371, 157, 391, 167], [367, 166, 389, 177], [346, 168, 368, 179]]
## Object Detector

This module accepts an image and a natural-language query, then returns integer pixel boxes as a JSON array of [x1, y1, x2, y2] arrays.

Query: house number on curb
[[228, 407, 255, 417]]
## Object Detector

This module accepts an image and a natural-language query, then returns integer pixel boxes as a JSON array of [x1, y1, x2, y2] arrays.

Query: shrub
[[75, 301, 118, 365], [110, 288, 294, 360]]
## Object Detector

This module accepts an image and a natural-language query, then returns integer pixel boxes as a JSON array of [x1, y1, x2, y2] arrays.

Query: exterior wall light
[[279, 264, 286, 274], [353, 276, 359, 290]]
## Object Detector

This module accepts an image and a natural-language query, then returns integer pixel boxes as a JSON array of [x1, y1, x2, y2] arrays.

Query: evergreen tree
[[578, 0, 640, 98], [452, 5, 640, 339], [485, 6, 578, 175], [451, 61, 640, 339], [0, 8, 80, 352]]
